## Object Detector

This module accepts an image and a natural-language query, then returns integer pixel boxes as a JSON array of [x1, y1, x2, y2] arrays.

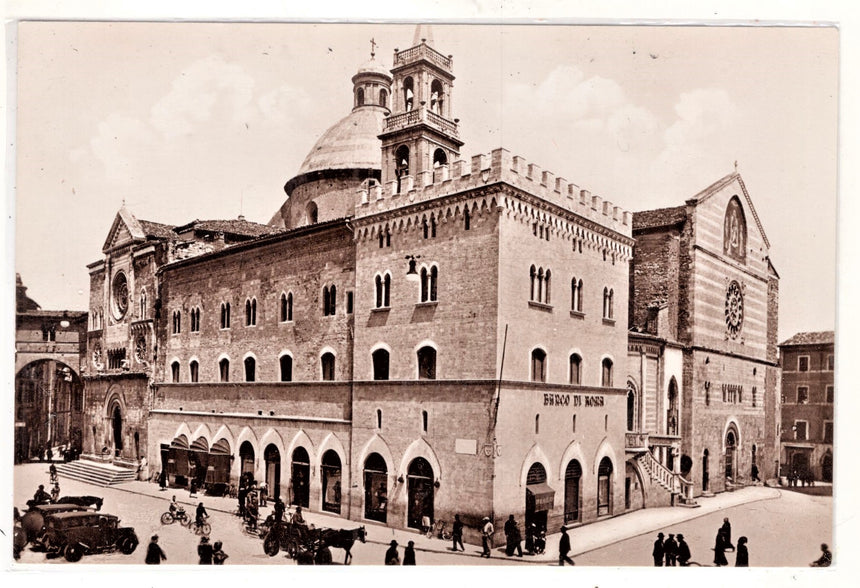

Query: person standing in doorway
[[144, 535, 166, 564], [451, 514, 465, 552], [664, 533, 678, 566], [558, 526, 575, 566], [652, 532, 665, 566], [735, 536, 749, 567], [481, 517, 494, 558], [198, 536, 213, 564], [677, 534, 692, 566], [403, 540, 416, 565]]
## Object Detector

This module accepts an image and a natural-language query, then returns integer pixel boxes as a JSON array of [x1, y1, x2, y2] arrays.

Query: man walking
[[451, 514, 465, 552], [558, 526, 575, 566], [481, 516, 494, 558], [504, 515, 523, 557], [720, 518, 734, 551], [652, 532, 665, 566], [198, 536, 213, 564], [663, 533, 678, 566], [676, 533, 692, 566], [385, 540, 400, 565], [144, 535, 166, 564]]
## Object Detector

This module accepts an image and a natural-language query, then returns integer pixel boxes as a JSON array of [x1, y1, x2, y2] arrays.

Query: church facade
[[79, 28, 779, 540]]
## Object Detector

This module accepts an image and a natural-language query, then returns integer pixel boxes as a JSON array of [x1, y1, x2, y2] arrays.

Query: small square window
[[798, 356, 809, 372], [827, 355, 834, 371], [797, 387, 809, 404], [825, 386, 834, 403], [794, 421, 808, 441], [823, 421, 833, 443]]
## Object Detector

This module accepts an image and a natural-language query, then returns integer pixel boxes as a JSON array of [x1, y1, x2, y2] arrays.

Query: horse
[[55, 495, 104, 511], [319, 526, 366, 565]]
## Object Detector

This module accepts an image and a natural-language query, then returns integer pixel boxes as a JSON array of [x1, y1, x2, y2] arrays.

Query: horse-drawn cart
[[262, 521, 366, 565]]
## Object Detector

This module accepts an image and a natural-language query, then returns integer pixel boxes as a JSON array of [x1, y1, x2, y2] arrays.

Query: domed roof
[[295, 107, 386, 177], [355, 57, 391, 78]]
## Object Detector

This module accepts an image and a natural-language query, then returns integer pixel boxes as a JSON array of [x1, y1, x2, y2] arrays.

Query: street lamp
[[405, 255, 421, 282]]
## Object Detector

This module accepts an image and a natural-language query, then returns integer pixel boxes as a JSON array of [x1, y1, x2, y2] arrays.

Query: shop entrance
[[725, 429, 737, 483], [291, 447, 310, 508], [363, 452, 388, 523], [407, 457, 434, 530], [821, 451, 833, 482], [525, 462, 554, 533], [264, 444, 281, 500], [111, 405, 123, 456], [239, 441, 255, 477], [321, 450, 342, 514]]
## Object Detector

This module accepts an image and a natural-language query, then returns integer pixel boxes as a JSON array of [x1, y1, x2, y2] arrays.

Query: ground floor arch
[[702, 448, 710, 492], [363, 452, 388, 523], [321, 450, 342, 514], [406, 457, 434, 530], [525, 462, 553, 533], [563, 459, 582, 523], [264, 444, 281, 500], [240, 441, 256, 477], [597, 457, 614, 516], [290, 446, 310, 507], [821, 451, 833, 483], [725, 426, 738, 483]]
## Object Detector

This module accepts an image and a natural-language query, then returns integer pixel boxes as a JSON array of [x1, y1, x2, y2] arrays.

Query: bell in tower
[[378, 25, 464, 193]]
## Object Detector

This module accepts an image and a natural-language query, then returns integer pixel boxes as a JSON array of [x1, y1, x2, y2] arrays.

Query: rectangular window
[[190, 362, 199, 383], [794, 421, 807, 441], [825, 386, 834, 403], [797, 386, 809, 404], [346, 291, 354, 314], [798, 356, 809, 372], [827, 354, 834, 371], [752, 386, 757, 408], [823, 421, 833, 444]]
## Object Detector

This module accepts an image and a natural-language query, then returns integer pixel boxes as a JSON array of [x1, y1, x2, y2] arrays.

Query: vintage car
[[39, 511, 138, 562], [19, 503, 94, 544]]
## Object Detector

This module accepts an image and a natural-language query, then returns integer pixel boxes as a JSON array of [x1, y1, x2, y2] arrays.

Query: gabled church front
[[78, 27, 779, 543]]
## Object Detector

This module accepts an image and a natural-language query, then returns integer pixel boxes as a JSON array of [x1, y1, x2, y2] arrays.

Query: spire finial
[[734, 160, 738, 172], [412, 24, 434, 47], [370, 38, 377, 59]]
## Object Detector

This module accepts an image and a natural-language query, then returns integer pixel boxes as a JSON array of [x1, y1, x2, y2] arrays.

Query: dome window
[[403, 77, 414, 111], [395, 146, 410, 193], [306, 201, 318, 225], [433, 149, 447, 167], [380, 88, 388, 109], [356, 87, 365, 107], [430, 79, 444, 115]]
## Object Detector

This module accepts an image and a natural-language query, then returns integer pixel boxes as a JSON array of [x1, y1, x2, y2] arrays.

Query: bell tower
[[379, 26, 464, 192]]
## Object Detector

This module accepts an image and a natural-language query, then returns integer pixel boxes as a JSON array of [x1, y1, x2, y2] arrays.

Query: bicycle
[[189, 518, 212, 536], [160, 508, 190, 526]]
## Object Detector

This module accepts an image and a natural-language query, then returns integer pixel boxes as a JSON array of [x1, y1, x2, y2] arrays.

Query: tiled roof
[[632, 206, 687, 231], [138, 220, 177, 240], [191, 219, 282, 238], [778, 331, 835, 347]]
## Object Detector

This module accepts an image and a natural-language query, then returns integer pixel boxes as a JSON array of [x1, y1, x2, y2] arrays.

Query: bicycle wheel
[[160, 512, 174, 525], [197, 522, 211, 536]]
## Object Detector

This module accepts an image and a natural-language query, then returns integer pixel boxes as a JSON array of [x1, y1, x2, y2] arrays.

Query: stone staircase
[[55, 458, 137, 487], [637, 452, 699, 508]]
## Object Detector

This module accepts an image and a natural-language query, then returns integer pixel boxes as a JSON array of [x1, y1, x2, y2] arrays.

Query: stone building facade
[[77, 27, 782, 540], [778, 331, 834, 482], [14, 275, 87, 462]]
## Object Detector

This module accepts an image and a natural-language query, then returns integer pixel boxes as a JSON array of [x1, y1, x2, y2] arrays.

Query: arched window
[[544, 269, 552, 304], [395, 145, 410, 193], [420, 265, 439, 303], [597, 457, 613, 516], [379, 88, 388, 109], [530, 265, 537, 301], [417, 346, 436, 380], [372, 348, 390, 381], [531, 348, 547, 382], [375, 275, 383, 308], [723, 196, 748, 263], [422, 410, 428, 433], [280, 292, 293, 322], [667, 378, 679, 435], [430, 79, 444, 115], [220, 302, 231, 329], [219, 358, 230, 382], [375, 273, 391, 309], [603, 287, 610, 319], [376, 409, 383, 429], [244, 356, 256, 382], [602, 358, 613, 387], [172, 310, 181, 334], [321, 352, 336, 381], [537, 268, 544, 302], [246, 298, 257, 326], [535, 414, 540, 434], [433, 148, 447, 167], [627, 381, 636, 431], [403, 76, 414, 111], [323, 285, 337, 316], [189, 360, 199, 383], [171, 361, 180, 383], [569, 354, 582, 385], [306, 201, 318, 224], [139, 289, 147, 319], [279, 354, 293, 382], [356, 86, 365, 107], [464, 207, 471, 231]]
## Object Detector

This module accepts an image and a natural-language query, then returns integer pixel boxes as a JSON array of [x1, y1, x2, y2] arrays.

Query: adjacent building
[[778, 331, 834, 482]]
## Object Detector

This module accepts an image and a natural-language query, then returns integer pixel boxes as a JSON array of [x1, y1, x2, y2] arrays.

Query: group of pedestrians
[[652, 532, 692, 566], [712, 517, 748, 567], [144, 534, 229, 564], [384, 539, 416, 565]]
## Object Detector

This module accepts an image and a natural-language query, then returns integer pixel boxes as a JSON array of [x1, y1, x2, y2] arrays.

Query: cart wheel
[[64, 543, 84, 562], [160, 512, 174, 525], [315, 547, 333, 565], [119, 535, 139, 555], [263, 534, 280, 557], [295, 550, 315, 565]]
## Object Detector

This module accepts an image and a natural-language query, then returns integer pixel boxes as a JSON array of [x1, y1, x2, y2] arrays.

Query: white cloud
[[663, 88, 735, 148], [87, 113, 157, 182], [258, 83, 314, 125], [150, 55, 256, 139]]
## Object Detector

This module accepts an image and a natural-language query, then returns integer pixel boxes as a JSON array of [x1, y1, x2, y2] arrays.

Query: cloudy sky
[[13, 21, 837, 341]]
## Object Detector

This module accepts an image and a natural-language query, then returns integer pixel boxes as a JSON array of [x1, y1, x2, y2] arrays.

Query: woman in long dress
[[713, 530, 729, 566]]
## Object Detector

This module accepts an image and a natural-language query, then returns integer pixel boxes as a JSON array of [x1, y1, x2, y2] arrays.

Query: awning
[[527, 483, 555, 511]]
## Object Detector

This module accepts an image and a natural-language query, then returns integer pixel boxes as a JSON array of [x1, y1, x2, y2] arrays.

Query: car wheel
[[160, 512, 174, 525], [64, 543, 84, 562], [119, 535, 139, 555], [40, 530, 61, 554], [263, 534, 279, 557]]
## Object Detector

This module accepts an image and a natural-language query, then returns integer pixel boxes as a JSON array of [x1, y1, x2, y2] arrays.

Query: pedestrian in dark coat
[[144, 535, 166, 564], [525, 522, 536, 554], [212, 540, 228, 565], [735, 536, 749, 567], [652, 532, 665, 566], [385, 540, 400, 565], [664, 533, 678, 566], [198, 536, 213, 564], [504, 514, 516, 556], [677, 534, 692, 566], [720, 517, 734, 551], [403, 540, 416, 565], [451, 514, 465, 552], [159, 470, 167, 491], [558, 526, 575, 566], [505, 516, 523, 557], [713, 530, 728, 566]]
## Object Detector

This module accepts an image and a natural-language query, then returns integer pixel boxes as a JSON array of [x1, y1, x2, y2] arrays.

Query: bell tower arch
[[379, 26, 464, 191]]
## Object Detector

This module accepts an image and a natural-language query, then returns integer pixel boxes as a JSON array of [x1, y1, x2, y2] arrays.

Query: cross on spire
[[370, 38, 377, 59]]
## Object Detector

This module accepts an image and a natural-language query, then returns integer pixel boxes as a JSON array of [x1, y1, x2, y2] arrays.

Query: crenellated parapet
[[354, 147, 632, 238]]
